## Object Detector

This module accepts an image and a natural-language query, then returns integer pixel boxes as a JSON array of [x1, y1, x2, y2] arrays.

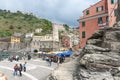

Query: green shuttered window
[[86, 10, 89, 15], [82, 21, 85, 27], [82, 31, 85, 38], [114, 9, 117, 16]]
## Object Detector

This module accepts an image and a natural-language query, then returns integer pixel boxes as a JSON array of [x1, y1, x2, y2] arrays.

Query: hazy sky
[[0, 0, 100, 27]]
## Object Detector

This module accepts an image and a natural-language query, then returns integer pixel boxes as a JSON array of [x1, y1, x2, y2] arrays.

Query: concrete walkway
[[0, 58, 57, 80]]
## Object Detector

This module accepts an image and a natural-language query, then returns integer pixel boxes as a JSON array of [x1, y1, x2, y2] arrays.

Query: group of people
[[45, 55, 66, 66], [13, 62, 27, 76], [8, 55, 20, 62], [8, 54, 32, 62]]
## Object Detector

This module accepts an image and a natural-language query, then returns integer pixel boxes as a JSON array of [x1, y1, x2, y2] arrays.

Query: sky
[[0, 0, 100, 27]]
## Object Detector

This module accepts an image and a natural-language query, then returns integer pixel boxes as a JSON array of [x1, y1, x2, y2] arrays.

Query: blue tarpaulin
[[56, 53, 63, 57], [63, 51, 73, 56], [57, 51, 73, 57]]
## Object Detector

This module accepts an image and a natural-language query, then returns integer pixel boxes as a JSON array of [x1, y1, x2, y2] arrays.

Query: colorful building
[[108, 0, 118, 27], [11, 36, 20, 43], [61, 35, 70, 48], [31, 35, 60, 52], [79, 0, 108, 48], [78, 0, 118, 48]]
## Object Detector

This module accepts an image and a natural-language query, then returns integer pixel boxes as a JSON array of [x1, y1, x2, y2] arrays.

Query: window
[[96, 6, 104, 12], [98, 17, 103, 24], [106, 16, 108, 23], [86, 10, 89, 15], [111, 0, 117, 4], [111, 0, 114, 4], [114, 9, 117, 16], [82, 21, 85, 26], [82, 31, 85, 38]]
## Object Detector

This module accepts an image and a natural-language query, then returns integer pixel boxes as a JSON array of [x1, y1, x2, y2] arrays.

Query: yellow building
[[11, 36, 20, 43]]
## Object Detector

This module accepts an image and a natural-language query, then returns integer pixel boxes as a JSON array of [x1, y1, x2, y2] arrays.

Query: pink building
[[108, 0, 118, 27], [78, 0, 108, 48], [78, 0, 118, 48], [61, 36, 70, 48]]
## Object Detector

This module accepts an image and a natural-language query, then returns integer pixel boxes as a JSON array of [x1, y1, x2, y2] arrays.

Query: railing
[[98, 22, 108, 27]]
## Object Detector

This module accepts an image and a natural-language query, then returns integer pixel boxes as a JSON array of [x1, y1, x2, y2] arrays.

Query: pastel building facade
[[79, 0, 118, 48], [11, 36, 20, 43], [79, 0, 108, 48], [31, 35, 60, 52], [108, 0, 118, 27]]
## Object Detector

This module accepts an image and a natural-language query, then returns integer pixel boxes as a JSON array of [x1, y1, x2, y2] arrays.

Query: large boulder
[[80, 53, 120, 70], [88, 27, 120, 51], [75, 67, 114, 80]]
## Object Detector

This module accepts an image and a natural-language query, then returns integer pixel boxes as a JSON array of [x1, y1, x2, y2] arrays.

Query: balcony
[[98, 22, 108, 27]]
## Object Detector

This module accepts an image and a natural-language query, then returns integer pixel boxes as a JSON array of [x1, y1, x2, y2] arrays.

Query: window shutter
[[101, 6, 103, 11], [86, 10, 89, 15], [114, 9, 117, 16], [111, 0, 114, 4], [96, 7, 98, 12], [82, 31, 85, 38], [98, 18, 100, 24], [82, 21, 85, 27]]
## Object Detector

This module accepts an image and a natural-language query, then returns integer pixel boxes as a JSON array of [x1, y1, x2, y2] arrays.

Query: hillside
[[0, 9, 52, 37]]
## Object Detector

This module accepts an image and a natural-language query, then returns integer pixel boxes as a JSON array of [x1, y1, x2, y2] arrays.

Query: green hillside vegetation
[[0, 9, 52, 37], [63, 24, 69, 31]]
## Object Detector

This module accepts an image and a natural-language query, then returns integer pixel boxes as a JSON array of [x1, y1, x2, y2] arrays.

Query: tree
[[9, 25, 14, 29], [0, 30, 12, 37], [18, 26, 22, 29], [63, 24, 69, 31]]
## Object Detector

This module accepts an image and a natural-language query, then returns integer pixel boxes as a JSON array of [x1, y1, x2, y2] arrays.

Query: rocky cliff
[[48, 22, 120, 80]]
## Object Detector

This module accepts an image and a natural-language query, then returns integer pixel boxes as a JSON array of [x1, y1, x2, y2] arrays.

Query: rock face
[[48, 26, 120, 80], [47, 58, 78, 80], [75, 27, 120, 80]]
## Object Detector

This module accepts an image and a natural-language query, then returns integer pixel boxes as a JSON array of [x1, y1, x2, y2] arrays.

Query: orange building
[[78, 0, 108, 48]]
